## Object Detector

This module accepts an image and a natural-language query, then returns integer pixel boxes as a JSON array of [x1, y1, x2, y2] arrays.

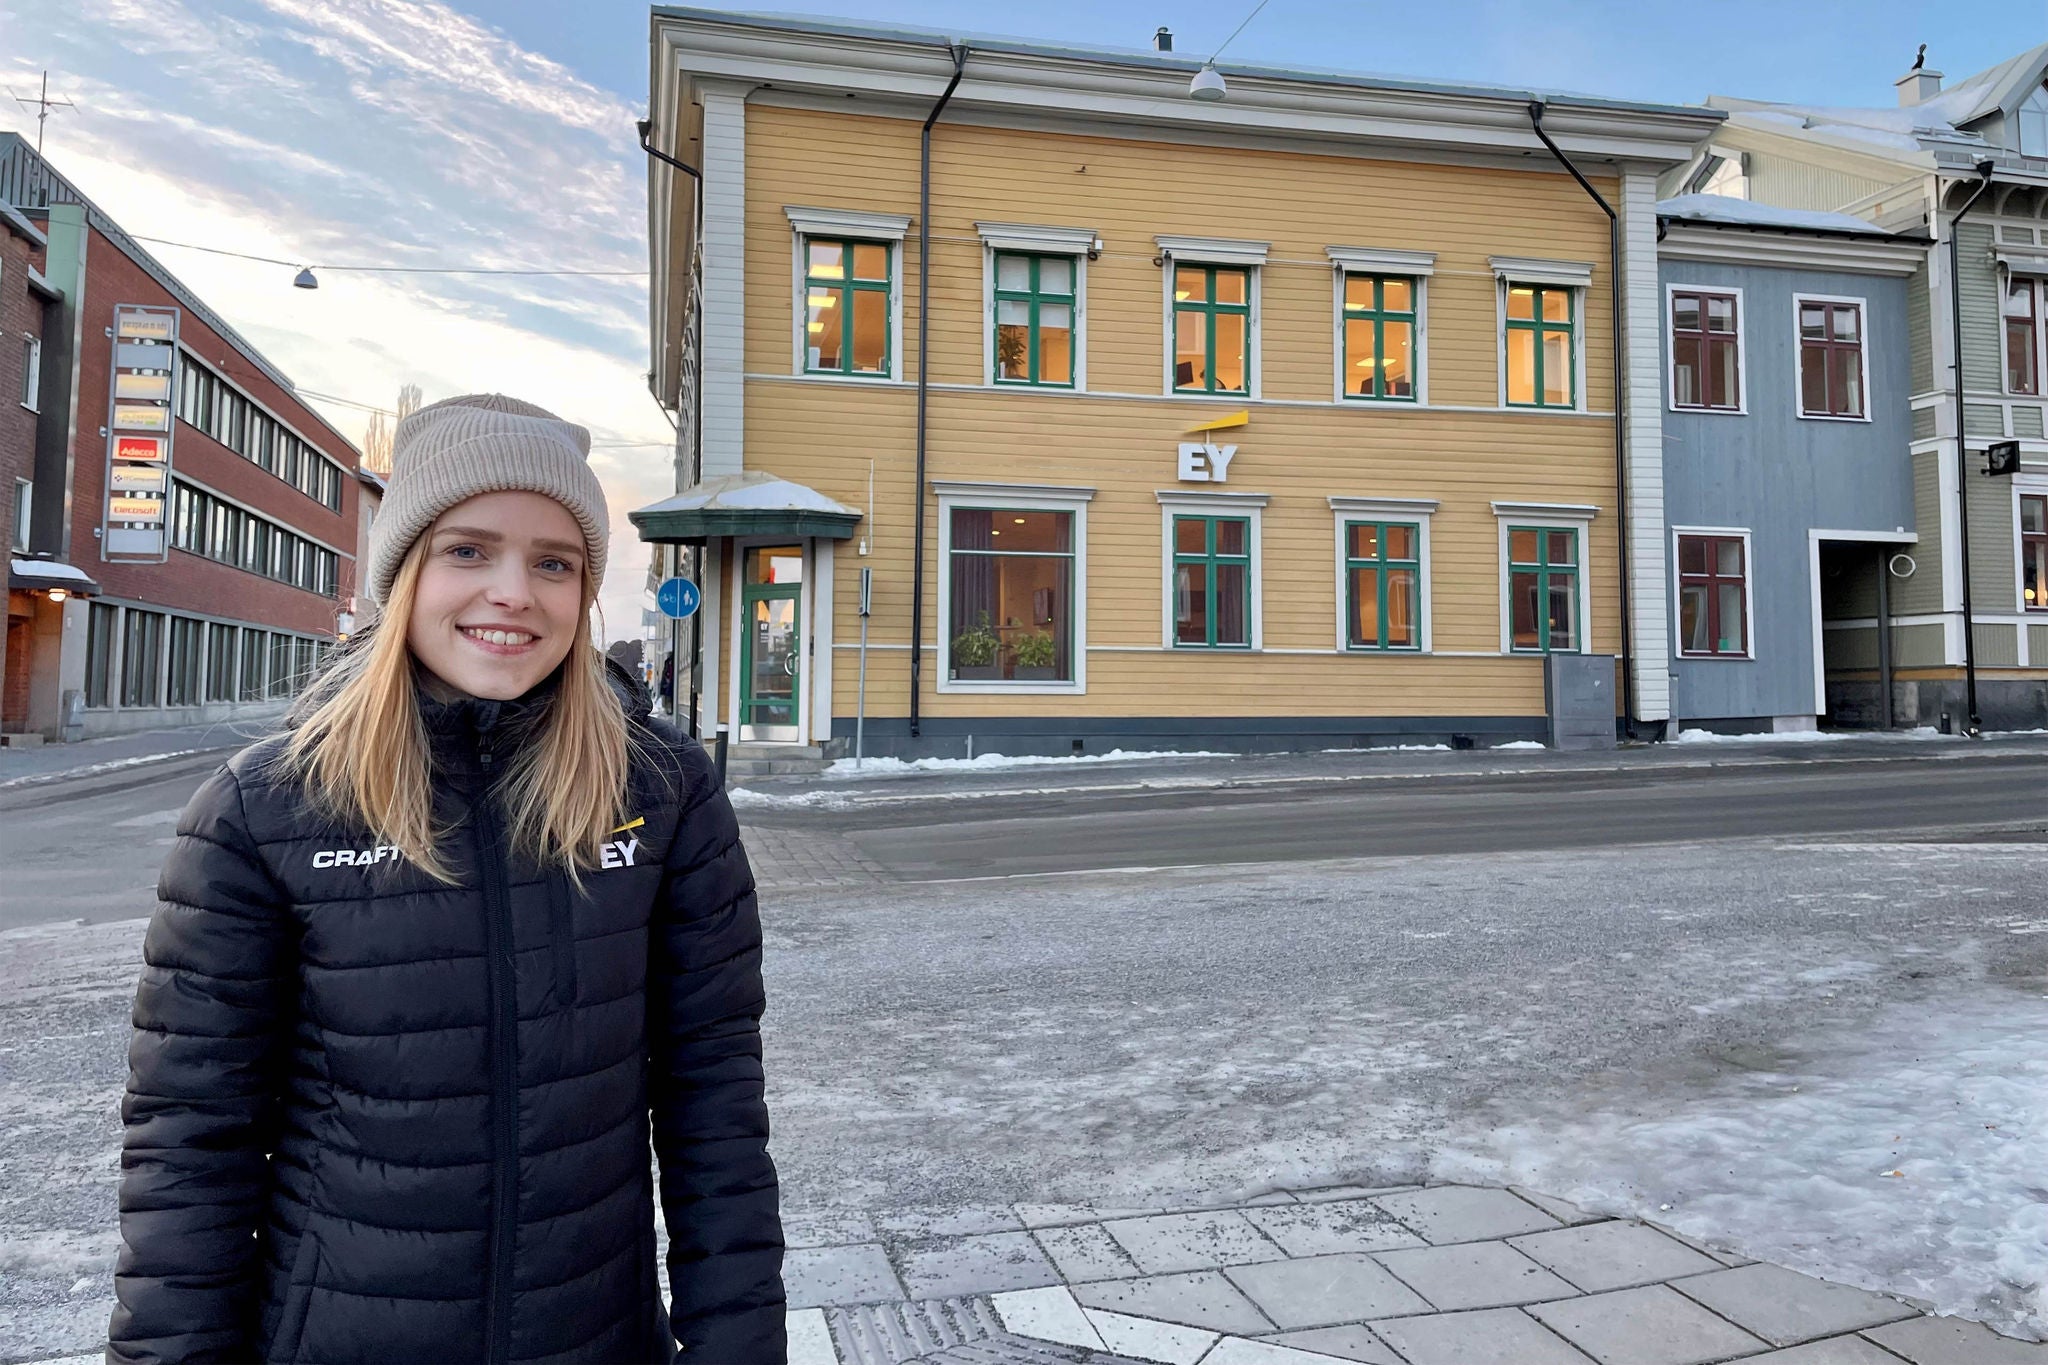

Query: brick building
[[1, 133, 360, 741], [2, 199, 62, 740]]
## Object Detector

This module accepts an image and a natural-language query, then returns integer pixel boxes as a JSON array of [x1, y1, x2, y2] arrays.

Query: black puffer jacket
[[109, 665, 784, 1364]]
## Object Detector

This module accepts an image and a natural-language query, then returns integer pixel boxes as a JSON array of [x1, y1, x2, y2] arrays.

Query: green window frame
[[1507, 525, 1581, 654], [1341, 275, 1418, 402], [992, 253, 1077, 388], [1505, 282, 1577, 409], [1172, 264, 1251, 395], [803, 238, 892, 377], [1344, 521, 1423, 650], [1171, 514, 1253, 648]]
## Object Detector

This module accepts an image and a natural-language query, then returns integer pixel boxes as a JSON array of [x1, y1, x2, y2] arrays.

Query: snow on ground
[[0, 751, 206, 790], [1492, 740, 1546, 750], [1672, 727, 1943, 745], [823, 749, 1227, 778], [1321, 744, 1452, 754], [1435, 987, 2048, 1340]]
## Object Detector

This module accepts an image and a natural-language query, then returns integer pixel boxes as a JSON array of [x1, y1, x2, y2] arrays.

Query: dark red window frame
[[2007, 277, 2041, 397], [1678, 534, 1748, 657], [2024, 494, 2047, 614], [1798, 300, 1865, 418], [1670, 289, 1740, 410]]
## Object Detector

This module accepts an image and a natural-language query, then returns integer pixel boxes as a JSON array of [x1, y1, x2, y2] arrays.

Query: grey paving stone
[[1102, 1210, 1285, 1274], [1512, 1187, 1608, 1227], [1243, 1199, 1427, 1257], [784, 1209, 882, 1248], [1745, 1338, 1923, 1363], [1373, 1241, 1580, 1311], [1862, 1316, 2048, 1363], [1371, 1185, 1562, 1244], [1508, 1221, 1724, 1292], [1527, 1284, 1769, 1365], [896, 1231, 1063, 1299], [1034, 1222, 1145, 1283], [882, 1206, 1027, 1238], [1371, 1307, 1600, 1365], [1292, 1185, 1424, 1203], [785, 1243, 906, 1309], [1225, 1253, 1435, 1328], [1072, 1270, 1275, 1335], [1256, 1325, 1405, 1364], [1673, 1264, 1919, 1346]]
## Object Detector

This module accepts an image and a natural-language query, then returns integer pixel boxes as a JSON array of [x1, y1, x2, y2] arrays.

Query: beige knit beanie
[[366, 393, 609, 604]]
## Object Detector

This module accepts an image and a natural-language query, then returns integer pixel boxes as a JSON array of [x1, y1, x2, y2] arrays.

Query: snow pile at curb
[[822, 749, 1227, 779], [1492, 740, 1547, 750], [0, 749, 208, 789], [1672, 726, 1955, 746], [1321, 744, 1452, 754]]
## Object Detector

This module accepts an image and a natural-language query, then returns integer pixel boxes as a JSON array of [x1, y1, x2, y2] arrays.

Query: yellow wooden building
[[634, 9, 1723, 759]]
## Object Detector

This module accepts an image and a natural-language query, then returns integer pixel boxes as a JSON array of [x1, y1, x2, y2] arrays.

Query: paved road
[[772, 751, 2048, 881]]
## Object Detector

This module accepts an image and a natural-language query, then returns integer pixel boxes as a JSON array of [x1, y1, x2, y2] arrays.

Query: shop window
[[240, 629, 268, 702], [1677, 534, 1750, 656], [85, 603, 117, 708], [1506, 283, 1576, 408], [268, 632, 293, 699], [1507, 526, 1580, 653], [121, 609, 165, 708], [1173, 265, 1250, 395], [1172, 514, 1252, 648], [2023, 494, 2046, 612], [1344, 521, 1422, 650], [293, 636, 316, 693], [206, 622, 238, 702], [803, 238, 891, 377], [166, 616, 203, 707], [2007, 278, 2040, 397], [1797, 298, 1865, 418], [1671, 289, 1741, 410], [1341, 275, 1416, 401], [992, 253, 1076, 388], [946, 508, 1076, 683]]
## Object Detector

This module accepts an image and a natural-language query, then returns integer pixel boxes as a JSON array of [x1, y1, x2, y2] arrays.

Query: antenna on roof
[[10, 71, 75, 156]]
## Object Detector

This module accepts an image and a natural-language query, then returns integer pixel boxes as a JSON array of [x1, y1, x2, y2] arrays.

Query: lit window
[[1342, 276, 1416, 401], [803, 239, 891, 377], [992, 254, 1075, 388], [1507, 526, 1580, 652], [1173, 265, 1250, 395], [1344, 521, 1421, 649], [2023, 494, 2046, 612], [1505, 283, 1576, 408], [946, 508, 1077, 682], [2006, 278, 2040, 396]]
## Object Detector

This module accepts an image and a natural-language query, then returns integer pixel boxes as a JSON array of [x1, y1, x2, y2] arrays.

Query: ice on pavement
[[1436, 987, 2048, 1341]]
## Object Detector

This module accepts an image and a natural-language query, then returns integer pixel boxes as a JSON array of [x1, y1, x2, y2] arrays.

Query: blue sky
[[2, 0, 2040, 636]]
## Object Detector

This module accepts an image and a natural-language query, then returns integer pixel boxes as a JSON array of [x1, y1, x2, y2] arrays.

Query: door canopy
[[629, 471, 861, 544]]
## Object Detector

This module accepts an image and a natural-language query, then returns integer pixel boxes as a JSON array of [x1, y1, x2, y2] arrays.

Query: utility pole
[[12, 72, 75, 156]]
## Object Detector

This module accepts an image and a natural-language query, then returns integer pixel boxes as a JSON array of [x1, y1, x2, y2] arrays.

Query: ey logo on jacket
[[600, 817, 644, 870]]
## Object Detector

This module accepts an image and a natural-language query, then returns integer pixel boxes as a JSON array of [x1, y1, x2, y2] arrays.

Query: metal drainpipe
[[1527, 102, 1637, 736], [910, 44, 969, 741], [1946, 160, 1997, 737]]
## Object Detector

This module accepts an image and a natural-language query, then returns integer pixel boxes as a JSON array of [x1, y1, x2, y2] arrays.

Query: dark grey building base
[[828, 713, 1550, 761], [1827, 678, 2048, 733]]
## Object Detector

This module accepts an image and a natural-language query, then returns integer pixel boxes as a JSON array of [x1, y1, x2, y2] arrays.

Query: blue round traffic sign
[[656, 577, 701, 619]]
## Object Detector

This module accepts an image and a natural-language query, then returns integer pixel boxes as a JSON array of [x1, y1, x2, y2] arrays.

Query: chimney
[[1895, 63, 1942, 107], [1154, 26, 1173, 52]]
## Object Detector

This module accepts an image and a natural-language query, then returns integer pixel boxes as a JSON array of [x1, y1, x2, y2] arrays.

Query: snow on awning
[[628, 472, 862, 543], [9, 558, 100, 594]]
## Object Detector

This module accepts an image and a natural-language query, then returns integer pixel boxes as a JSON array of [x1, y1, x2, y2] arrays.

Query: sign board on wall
[[1177, 441, 1238, 483], [101, 304, 180, 562]]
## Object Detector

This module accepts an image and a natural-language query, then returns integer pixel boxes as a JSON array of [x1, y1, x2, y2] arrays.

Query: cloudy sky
[[3, 0, 2037, 640]]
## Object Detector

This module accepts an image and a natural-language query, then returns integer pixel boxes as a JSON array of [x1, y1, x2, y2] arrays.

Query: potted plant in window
[[1010, 629, 1059, 682], [950, 612, 1003, 681]]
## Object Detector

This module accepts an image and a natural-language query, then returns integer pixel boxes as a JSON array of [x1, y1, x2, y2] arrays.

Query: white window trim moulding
[[1330, 497, 1437, 653], [1492, 502, 1597, 657], [784, 206, 912, 240], [1325, 246, 1436, 276], [1490, 255, 1594, 288], [1156, 234, 1270, 267], [976, 222, 1098, 255], [934, 482, 1093, 696], [1156, 489, 1267, 652]]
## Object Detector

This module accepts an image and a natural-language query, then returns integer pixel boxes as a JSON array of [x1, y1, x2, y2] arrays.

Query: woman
[[108, 395, 785, 1364]]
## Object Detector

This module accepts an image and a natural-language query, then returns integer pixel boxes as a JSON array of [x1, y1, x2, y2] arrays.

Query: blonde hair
[[282, 537, 634, 883]]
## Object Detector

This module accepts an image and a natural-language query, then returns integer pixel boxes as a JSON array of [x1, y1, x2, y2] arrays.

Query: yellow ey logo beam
[[1184, 410, 1249, 435]]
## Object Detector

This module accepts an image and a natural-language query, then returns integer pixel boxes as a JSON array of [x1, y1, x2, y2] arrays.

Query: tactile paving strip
[[823, 1296, 1152, 1365]]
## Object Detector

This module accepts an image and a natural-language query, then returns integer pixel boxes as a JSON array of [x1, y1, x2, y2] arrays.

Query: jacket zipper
[[474, 743, 519, 1365]]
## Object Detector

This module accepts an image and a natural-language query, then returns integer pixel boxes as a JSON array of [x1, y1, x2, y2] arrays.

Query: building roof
[[0, 132, 360, 459], [653, 6, 1725, 123], [1, 200, 45, 247], [630, 471, 861, 542], [1655, 194, 1902, 237]]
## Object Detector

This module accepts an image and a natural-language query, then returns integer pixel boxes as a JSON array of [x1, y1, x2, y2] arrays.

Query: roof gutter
[[1946, 158, 1997, 737], [910, 43, 968, 742], [1528, 101, 1636, 737]]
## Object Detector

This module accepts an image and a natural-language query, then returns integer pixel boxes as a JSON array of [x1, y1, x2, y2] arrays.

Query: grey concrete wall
[[1658, 259, 1914, 722]]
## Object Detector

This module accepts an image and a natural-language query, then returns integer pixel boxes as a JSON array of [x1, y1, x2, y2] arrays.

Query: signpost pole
[[856, 567, 873, 763]]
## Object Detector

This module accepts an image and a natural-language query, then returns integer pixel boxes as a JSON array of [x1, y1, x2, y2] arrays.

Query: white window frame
[[1791, 292, 1873, 424], [1665, 283, 1749, 416], [12, 477, 30, 552], [1492, 257, 1592, 413], [1158, 235, 1267, 400], [2016, 473, 2048, 614], [1999, 271, 2044, 398], [1670, 525, 1757, 661], [977, 222, 1094, 393], [786, 206, 911, 382], [20, 332, 41, 412], [1492, 500, 1598, 655], [933, 479, 1094, 694], [1158, 489, 1267, 650], [1330, 496, 1437, 653], [1328, 247, 1434, 406]]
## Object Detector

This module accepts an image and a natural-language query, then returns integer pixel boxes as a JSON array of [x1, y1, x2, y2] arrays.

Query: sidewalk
[[0, 718, 271, 789], [781, 1182, 2046, 1365]]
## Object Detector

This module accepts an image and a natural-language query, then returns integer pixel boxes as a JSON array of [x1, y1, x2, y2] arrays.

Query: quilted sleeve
[[646, 735, 786, 1362], [108, 764, 294, 1365]]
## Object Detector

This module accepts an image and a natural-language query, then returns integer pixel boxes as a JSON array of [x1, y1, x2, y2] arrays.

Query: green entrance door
[[741, 546, 803, 741]]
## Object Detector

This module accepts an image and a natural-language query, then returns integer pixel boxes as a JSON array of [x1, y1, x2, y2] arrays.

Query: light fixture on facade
[[47, 588, 67, 603], [293, 266, 319, 290], [1190, 63, 1227, 101]]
